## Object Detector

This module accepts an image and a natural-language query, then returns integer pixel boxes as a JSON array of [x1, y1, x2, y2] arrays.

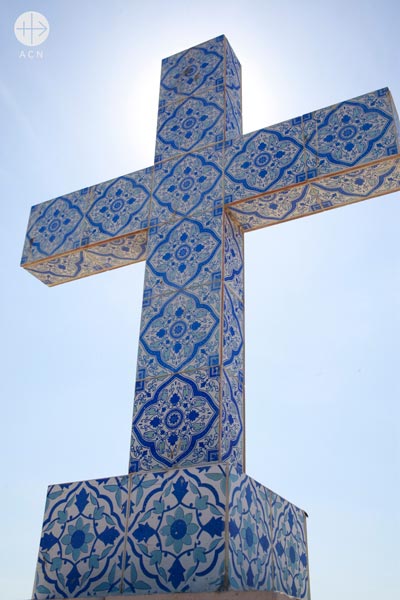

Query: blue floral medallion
[[160, 45, 223, 99], [226, 128, 303, 194], [33, 477, 128, 598], [153, 152, 222, 218], [125, 466, 226, 593], [307, 100, 392, 167], [132, 373, 219, 467], [157, 97, 223, 155], [27, 196, 84, 257], [147, 218, 221, 289], [141, 290, 219, 373], [87, 176, 150, 236]]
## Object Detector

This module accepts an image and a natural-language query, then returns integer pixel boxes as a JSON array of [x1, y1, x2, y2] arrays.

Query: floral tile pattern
[[226, 41, 241, 94], [225, 118, 305, 202], [226, 154, 400, 232], [159, 36, 225, 104], [32, 468, 309, 598], [223, 286, 244, 368], [229, 471, 273, 591], [22, 188, 90, 265], [222, 367, 244, 469], [25, 232, 147, 286], [155, 90, 225, 162], [226, 88, 242, 141], [125, 466, 226, 594], [83, 168, 152, 244], [229, 472, 310, 599], [306, 88, 398, 176], [129, 369, 220, 472], [151, 146, 223, 224], [137, 285, 220, 380], [270, 492, 309, 599], [224, 212, 244, 298], [33, 477, 129, 599], [144, 214, 222, 298]]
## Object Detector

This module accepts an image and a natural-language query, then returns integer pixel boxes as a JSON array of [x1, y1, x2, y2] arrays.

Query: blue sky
[[1, 1, 399, 598]]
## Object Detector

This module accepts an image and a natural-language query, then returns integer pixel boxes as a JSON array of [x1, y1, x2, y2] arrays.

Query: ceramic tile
[[301, 112, 318, 179], [129, 369, 220, 472], [82, 167, 153, 245], [310, 155, 400, 210], [226, 88, 242, 142], [223, 285, 244, 367], [270, 492, 309, 599], [159, 36, 225, 105], [144, 214, 222, 298], [224, 212, 244, 299], [389, 92, 400, 138], [25, 252, 87, 287], [22, 188, 90, 265], [228, 471, 273, 591], [83, 231, 148, 273], [226, 185, 312, 231], [227, 153, 400, 231], [225, 39, 241, 94], [155, 88, 226, 162], [221, 367, 244, 469], [306, 88, 398, 177], [33, 476, 129, 599], [224, 118, 306, 202], [124, 466, 226, 592], [136, 285, 221, 380], [25, 232, 147, 286], [151, 146, 223, 224]]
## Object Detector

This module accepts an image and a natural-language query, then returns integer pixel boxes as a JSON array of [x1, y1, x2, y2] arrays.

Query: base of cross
[[33, 464, 310, 599], [77, 591, 295, 600]]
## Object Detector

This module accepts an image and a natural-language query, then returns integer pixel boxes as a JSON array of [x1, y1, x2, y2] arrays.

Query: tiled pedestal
[[33, 465, 310, 599]]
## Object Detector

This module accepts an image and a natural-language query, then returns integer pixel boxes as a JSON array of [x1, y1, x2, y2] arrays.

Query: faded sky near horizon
[[1, 1, 399, 599]]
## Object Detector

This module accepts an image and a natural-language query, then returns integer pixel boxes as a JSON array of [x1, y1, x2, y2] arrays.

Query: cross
[[22, 35, 400, 477]]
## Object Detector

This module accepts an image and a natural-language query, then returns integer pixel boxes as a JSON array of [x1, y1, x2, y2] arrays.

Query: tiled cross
[[22, 35, 400, 475]]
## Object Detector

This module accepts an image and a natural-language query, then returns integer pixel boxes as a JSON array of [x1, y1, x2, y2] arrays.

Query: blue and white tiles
[[33, 466, 310, 599], [304, 88, 398, 176], [130, 369, 220, 471], [84, 168, 152, 243], [25, 232, 147, 286], [159, 36, 225, 104], [225, 118, 305, 201], [125, 466, 226, 593], [270, 492, 309, 599], [33, 477, 129, 598], [152, 146, 223, 223]]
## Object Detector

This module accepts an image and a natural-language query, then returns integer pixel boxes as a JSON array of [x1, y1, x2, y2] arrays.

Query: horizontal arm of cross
[[21, 87, 400, 286]]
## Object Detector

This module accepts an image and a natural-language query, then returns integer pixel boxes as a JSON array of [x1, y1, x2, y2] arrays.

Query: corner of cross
[[21, 34, 400, 476], [23, 34, 400, 600]]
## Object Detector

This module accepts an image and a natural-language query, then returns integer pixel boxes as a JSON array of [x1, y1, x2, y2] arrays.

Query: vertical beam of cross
[[129, 36, 246, 472]]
